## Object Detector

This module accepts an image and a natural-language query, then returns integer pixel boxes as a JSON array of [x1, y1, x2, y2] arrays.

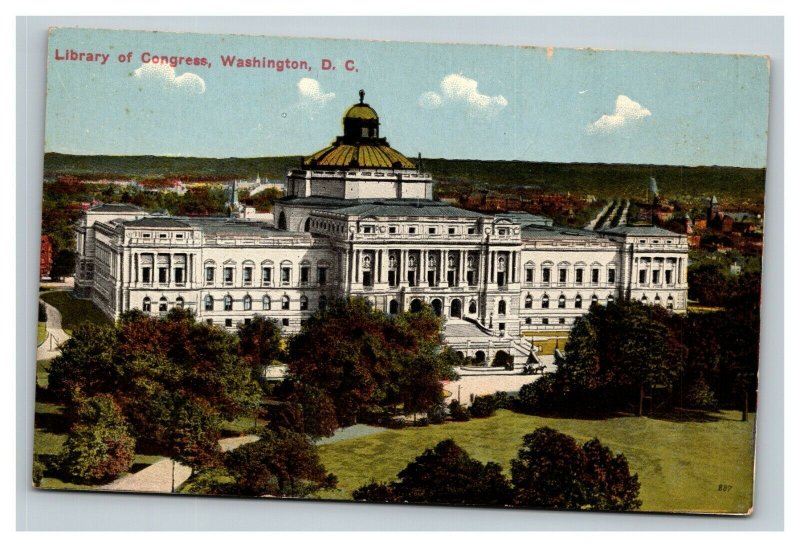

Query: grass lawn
[[317, 409, 755, 514], [37, 322, 47, 345], [40, 291, 112, 334]]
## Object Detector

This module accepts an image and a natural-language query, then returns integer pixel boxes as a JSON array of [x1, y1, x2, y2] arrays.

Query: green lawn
[[36, 360, 51, 389], [317, 409, 755, 514], [39, 291, 112, 334], [37, 322, 47, 345]]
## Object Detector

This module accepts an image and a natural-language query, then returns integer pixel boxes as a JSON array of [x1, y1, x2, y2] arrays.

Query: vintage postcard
[[33, 27, 768, 515]]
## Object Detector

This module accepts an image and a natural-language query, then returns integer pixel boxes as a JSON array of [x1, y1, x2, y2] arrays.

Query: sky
[[44, 28, 770, 168]]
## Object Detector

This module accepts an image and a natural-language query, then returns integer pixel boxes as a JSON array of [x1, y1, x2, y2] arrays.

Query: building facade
[[74, 92, 689, 366]]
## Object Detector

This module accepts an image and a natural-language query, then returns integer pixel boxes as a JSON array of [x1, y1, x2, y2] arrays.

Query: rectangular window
[[159, 233, 167, 239], [158, 267, 168, 284], [142, 233, 151, 239], [389, 226, 397, 234], [205, 266, 214, 283], [526, 268, 534, 283], [543, 318, 549, 325], [559, 268, 567, 283], [608, 269, 616, 283], [142, 267, 152, 284], [542, 268, 551, 284], [575, 269, 584, 284], [467, 271, 476, 286], [262, 267, 272, 285], [592, 269, 600, 284], [363, 226, 373, 234], [665, 270, 673, 284], [300, 266, 309, 285], [468, 228, 476, 235], [652, 270, 660, 284], [559, 318, 566, 325], [225, 319, 233, 327], [318, 267, 327, 286], [408, 271, 416, 287], [409, 227, 417, 234], [175, 234, 184, 239], [206, 319, 213, 326], [224, 267, 234, 284], [427, 270, 436, 287], [448, 227, 456, 235], [498, 323, 505, 332], [281, 267, 291, 284], [174, 268, 184, 284], [362, 271, 373, 286], [525, 317, 532, 325], [447, 270, 456, 287], [639, 269, 647, 284], [244, 318, 251, 326], [282, 318, 289, 327], [428, 227, 436, 235], [388, 270, 397, 287], [243, 267, 253, 285]]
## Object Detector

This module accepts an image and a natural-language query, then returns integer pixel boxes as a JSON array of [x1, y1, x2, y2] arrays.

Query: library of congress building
[[74, 92, 689, 366]]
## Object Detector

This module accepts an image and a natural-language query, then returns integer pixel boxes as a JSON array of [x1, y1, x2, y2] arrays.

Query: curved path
[[36, 298, 71, 360]]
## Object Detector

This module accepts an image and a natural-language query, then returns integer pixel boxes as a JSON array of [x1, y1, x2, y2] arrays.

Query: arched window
[[641, 295, 648, 304], [319, 295, 327, 311], [498, 299, 507, 315], [607, 294, 615, 304], [558, 295, 566, 308], [281, 295, 290, 310], [300, 295, 309, 310], [525, 294, 533, 309], [243, 295, 252, 311], [304, 217, 311, 232], [389, 299, 399, 315], [278, 211, 287, 230], [142, 297, 151, 312], [262, 295, 271, 310], [591, 294, 599, 305], [204, 295, 214, 311], [542, 294, 550, 309], [667, 295, 674, 310], [575, 294, 583, 309], [654, 295, 662, 306], [469, 300, 477, 314], [175, 297, 184, 309], [159, 297, 168, 313], [224, 295, 233, 311]]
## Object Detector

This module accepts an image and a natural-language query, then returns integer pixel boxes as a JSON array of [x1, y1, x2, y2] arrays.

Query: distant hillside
[[43, 153, 766, 202]]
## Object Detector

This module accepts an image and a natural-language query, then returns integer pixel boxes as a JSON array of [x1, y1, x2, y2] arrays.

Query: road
[[36, 298, 71, 360]]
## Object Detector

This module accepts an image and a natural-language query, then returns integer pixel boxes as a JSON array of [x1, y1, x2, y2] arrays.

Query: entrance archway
[[450, 299, 462, 318], [410, 298, 423, 313], [474, 350, 486, 364], [431, 298, 443, 316]]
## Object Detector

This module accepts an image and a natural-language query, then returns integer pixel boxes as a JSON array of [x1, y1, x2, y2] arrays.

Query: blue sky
[[45, 28, 770, 167]]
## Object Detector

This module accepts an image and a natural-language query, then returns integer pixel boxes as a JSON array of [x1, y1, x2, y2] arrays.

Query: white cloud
[[418, 91, 443, 109], [132, 63, 205, 94], [587, 95, 651, 134], [419, 74, 508, 118], [294, 78, 335, 119]]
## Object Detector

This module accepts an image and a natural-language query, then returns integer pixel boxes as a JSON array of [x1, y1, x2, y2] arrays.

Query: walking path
[[98, 458, 192, 493], [36, 299, 70, 360], [445, 355, 555, 404]]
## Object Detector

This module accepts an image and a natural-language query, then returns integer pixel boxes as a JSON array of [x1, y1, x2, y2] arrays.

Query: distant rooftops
[[88, 203, 144, 213]]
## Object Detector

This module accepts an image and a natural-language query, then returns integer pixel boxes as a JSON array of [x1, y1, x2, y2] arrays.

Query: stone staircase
[[443, 318, 538, 370]]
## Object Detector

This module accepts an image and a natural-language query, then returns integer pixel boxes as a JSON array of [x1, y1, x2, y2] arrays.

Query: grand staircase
[[442, 318, 538, 370]]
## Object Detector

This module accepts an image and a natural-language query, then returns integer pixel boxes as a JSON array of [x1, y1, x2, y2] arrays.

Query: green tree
[[353, 439, 512, 506], [237, 315, 285, 380], [58, 394, 135, 484], [511, 427, 641, 511], [224, 428, 336, 498], [48, 322, 118, 400], [288, 298, 456, 426], [50, 249, 76, 281]]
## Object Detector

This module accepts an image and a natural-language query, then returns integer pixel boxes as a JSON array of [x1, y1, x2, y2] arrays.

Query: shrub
[[469, 395, 497, 418], [492, 391, 514, 410], [516, 375, 558, 414], [448, 400, 470, 422], [684, 376, 719, 410], [427, 403, 448, 424]]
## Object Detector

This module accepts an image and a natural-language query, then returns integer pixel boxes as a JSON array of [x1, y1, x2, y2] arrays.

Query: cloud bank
[[132, 63, 206, 94], [419, 74, 508, 119], [587, 95, 651, 134]]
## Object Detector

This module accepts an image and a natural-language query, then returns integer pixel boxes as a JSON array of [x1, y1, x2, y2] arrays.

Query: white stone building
[[74, 92, 688, 366]]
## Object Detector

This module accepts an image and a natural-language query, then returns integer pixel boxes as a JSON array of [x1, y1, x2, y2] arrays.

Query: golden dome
[[303, 90, 417, 170]]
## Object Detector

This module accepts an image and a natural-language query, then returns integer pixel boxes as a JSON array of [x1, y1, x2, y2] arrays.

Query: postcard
[[33, 26, 768, 515]]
